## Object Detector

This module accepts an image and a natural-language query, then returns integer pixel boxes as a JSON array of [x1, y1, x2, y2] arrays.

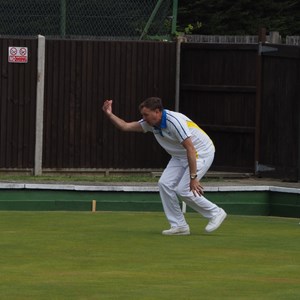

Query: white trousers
[[158, 153, 220, 228]]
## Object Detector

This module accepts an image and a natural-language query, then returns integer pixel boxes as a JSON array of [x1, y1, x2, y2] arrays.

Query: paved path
[[0, 174, 299, 193]]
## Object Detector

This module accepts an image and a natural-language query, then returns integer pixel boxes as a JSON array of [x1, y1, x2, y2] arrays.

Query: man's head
[[139, 97, 164, 127]]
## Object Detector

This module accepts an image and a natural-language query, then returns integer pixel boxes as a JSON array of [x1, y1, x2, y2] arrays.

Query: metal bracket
[[255, 162, 276, 173], [258, 43, 278, 56]]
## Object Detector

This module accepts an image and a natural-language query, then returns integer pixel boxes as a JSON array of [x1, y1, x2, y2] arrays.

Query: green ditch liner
[[0, 183, 299, 218]]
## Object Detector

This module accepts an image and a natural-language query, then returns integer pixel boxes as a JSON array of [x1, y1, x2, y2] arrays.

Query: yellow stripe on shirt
[[186, 120, 207, 135], [186, 121, 201, 158]]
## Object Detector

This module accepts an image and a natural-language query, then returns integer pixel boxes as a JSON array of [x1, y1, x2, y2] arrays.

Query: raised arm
[[102, 100, 144, 132]]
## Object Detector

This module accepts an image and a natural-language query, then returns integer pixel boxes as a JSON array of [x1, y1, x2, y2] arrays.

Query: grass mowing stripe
[[0, 212, 299, 300]]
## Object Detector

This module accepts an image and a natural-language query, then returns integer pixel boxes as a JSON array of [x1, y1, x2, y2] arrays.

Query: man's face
[[140, 107, 162, 127]]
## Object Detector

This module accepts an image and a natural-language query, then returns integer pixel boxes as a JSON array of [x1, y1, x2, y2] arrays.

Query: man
[[102, 97, 227, 235]]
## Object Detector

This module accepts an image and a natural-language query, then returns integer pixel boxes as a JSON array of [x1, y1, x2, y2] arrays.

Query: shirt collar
[[155, 109, 167, 129]]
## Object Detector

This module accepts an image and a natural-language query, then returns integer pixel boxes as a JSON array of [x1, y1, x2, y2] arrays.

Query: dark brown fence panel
[[258, 45, 300, 181], [180, 43, 257, 172], [0, 37, 37, 169], [3, 37, 298, 177], [43, 40, 176, 169]]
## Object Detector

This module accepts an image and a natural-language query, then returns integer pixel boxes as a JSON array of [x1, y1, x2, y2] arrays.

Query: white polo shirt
[[139, 109, 215, 159]]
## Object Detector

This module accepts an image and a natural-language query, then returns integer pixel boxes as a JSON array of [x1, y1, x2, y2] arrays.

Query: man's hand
[[102, 99, 113, 115], [190, 179, 204, 196], [102, 99, 143, 133]]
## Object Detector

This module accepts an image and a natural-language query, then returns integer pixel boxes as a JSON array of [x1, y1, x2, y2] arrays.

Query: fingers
[[192, 189, 203, 197], [103, 99, 112, 106], [196, 186, 204, 196], [197, 182, 204, 195], [191, 183, 204, 196], [102, 99, 113, 112]]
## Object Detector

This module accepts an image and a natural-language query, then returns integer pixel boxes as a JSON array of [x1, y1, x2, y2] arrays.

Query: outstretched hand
[[102, 99, 113, 115]]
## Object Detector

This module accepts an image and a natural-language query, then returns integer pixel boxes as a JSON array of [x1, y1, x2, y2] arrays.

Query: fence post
[[298, 64, 300, 181], [171, 0, 178, 36], [269, 31, 281, 44], [34, 35, 46, 176], [175, 35, 185, 112], [255, 28, 266, 175], [60, 0, 66, 36], [139, 0, 164, 40]]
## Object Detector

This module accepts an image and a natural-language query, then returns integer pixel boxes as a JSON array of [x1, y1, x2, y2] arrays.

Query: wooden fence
[[257, 44, 300, 181], [186, 34, 300, 45], [180, 43, 257, 172], [0, 36, 299, 180], [43, 39, 176, 170], [0, 38, 176, 171], [0, 37, 38, 169]]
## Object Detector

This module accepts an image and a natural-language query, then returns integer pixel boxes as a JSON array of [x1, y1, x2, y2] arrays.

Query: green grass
[[0, 173, 219, 183], [0, 174, 159, 183], [0, 212, 299, 299]]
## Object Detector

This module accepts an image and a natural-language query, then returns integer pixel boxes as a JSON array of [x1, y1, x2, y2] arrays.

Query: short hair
[[139, 97, 164, 112]]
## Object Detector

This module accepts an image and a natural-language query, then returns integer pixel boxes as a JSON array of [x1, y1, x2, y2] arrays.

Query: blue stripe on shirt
[[166, 112, 189, 140]]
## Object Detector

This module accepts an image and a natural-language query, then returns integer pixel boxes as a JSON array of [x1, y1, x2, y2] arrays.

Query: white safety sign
[[8, 46, 28, 63]]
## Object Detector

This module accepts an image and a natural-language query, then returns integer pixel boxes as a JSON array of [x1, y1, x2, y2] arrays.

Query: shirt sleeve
[[138, 119, 153, 133]]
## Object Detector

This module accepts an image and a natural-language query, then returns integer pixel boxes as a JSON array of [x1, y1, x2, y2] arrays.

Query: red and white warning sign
[[8, 47, 28, 63]]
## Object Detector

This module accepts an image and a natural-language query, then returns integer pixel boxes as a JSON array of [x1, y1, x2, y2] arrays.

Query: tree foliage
[[177, 0, 300, 36]]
